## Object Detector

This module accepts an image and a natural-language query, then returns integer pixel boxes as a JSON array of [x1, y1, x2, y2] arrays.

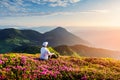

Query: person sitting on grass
[[40, 42, 55, 60]]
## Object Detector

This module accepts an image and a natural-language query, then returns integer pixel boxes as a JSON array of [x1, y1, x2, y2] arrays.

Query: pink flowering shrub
[[0, 53, 120, 80]]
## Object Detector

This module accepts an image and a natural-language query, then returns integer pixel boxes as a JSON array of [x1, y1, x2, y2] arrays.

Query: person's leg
[[51, 54, 58, 59], [48, 55, 51, 59], [40, 58, 48, 61], [48, 54, 59, 59]]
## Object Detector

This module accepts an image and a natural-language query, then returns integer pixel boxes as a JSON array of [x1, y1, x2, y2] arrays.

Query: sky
[[0, 0, 120, 27]]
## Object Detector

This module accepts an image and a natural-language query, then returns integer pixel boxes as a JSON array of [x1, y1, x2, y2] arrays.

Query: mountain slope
[[43, 27, 89, 46], [0, 28, 23, 40], [0, 28, 42, 42], [21, 30, 42, 45], [54, 45, 77, 56], [0, 28, 43, 53], [54, 45, 120, 59]]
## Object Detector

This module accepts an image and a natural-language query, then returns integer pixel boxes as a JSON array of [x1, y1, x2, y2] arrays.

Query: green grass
[[0, 53, 120, 80]]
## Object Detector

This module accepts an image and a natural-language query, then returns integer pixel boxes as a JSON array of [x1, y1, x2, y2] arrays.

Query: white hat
[[42, 42, 48, 47]]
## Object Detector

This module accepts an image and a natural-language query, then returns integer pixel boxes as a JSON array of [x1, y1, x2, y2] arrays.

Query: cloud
[[30, 0, 81, 7], [0, 9, 109, 17], [0, 0, 27, 13], [90, 10, 109, 13], [45, 0, 81, 7], [0, 12, 52, 17], [70, 0, 81, 3], [47, 10, 109, 16], [0, 0, 81, 11], [0, 0, 81, 17]]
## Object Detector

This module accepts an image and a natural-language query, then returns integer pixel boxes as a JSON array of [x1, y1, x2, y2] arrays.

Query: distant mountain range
[[0, 27, 89, 53]]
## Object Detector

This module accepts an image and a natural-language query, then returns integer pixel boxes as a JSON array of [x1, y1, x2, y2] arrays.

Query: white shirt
[[40, 47, 52, 60]]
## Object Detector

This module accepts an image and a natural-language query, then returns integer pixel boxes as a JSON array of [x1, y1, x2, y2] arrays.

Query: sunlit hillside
[[0, 53, 120, 80]]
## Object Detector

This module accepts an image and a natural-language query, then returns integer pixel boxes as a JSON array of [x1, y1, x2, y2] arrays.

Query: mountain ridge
[[0, 27, 89, 53]]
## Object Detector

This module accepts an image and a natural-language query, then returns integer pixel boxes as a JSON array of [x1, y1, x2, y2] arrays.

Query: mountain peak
[[55, 27, 66, 29], [52, 27, 67, 32]]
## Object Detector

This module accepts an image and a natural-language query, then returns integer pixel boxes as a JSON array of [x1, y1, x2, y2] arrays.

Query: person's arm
[[46, 48, 54, 55]]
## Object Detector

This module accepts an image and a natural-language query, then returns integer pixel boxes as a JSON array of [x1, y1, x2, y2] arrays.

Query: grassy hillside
[[54, 45, 78, 56], [0, 54, 120, 79], [54, 45, 120, 59]]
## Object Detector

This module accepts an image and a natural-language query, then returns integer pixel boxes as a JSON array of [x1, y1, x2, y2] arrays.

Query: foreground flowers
[[0, 53, 120, 80]]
